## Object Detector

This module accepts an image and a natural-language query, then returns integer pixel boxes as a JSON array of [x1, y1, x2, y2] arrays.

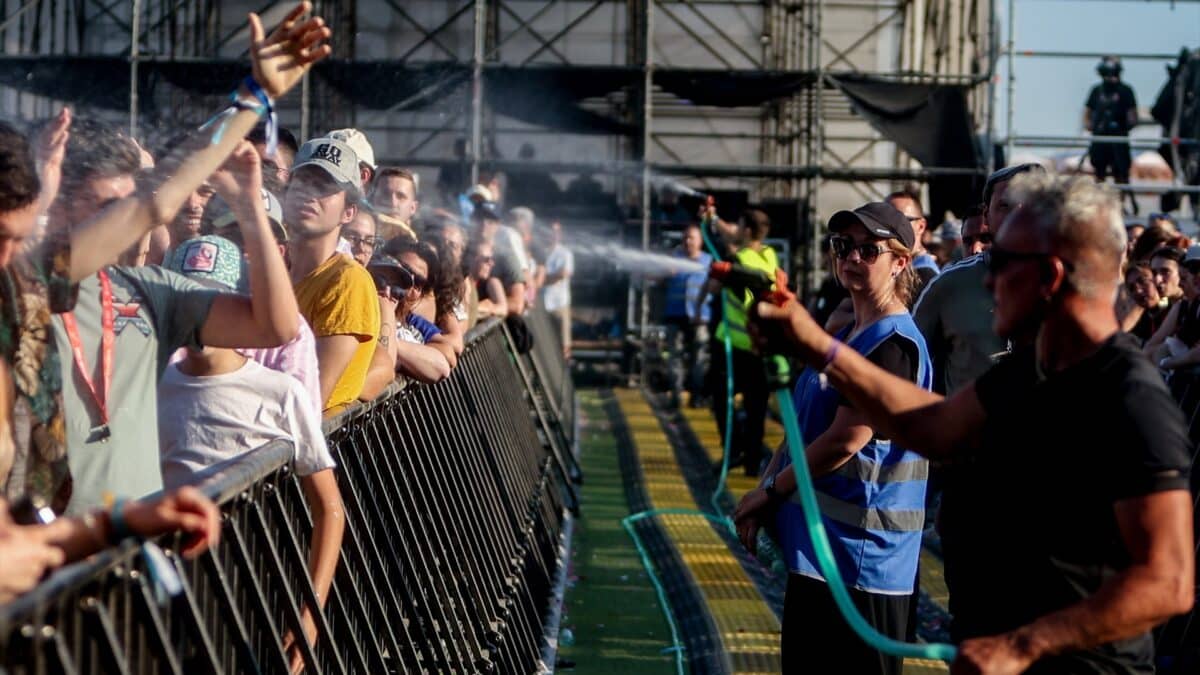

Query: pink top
[[170, 313, 323, 416]]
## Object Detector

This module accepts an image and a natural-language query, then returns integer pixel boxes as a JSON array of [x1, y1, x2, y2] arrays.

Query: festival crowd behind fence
[[2, 3, 1200, 675]]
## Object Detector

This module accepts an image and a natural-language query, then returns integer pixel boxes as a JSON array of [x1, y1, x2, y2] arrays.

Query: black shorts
[[782, 573, 911, 675]]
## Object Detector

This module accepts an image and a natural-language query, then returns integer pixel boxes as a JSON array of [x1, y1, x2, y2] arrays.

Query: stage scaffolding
[[0, 0, 993, 331]]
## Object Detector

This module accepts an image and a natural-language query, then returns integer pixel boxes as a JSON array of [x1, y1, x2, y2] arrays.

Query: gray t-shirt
[[912, 254, 1007, 395], [58, 265, 218, 513]]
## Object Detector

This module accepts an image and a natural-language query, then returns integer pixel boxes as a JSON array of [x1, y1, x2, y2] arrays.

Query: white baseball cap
[[292, 137, 362, 194], [328, 128, 376, 170]]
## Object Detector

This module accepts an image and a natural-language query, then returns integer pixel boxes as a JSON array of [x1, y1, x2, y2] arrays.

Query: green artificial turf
[[555, 390, 676, 674]]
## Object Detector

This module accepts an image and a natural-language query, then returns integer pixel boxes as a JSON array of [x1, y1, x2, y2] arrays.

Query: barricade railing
[[0, 317, 576, 674], [521, 309, 581, 499]]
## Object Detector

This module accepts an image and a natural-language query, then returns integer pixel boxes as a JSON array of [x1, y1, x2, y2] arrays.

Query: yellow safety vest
[[716, 245, 779, 352]]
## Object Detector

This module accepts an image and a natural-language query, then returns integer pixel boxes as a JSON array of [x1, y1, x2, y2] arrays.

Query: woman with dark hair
[[734, 202, 932, 675], [425, 224, 469, 355]]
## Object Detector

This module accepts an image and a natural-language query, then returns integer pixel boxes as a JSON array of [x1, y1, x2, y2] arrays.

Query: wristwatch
[[763, 473, 781, 503]]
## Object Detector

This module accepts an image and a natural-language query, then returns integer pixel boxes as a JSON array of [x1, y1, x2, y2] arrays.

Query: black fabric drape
[[830, 75, 984, 221], [654, 69, 816, 107], [0, 56, 138, 111]]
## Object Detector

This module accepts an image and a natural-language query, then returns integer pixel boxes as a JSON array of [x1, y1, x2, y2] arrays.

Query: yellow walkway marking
[[675, 403, 784, 504], [676, 395, 950, 674], [615, 388, 781, 674]]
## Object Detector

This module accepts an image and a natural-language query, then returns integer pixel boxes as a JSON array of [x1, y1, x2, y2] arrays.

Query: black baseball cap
[[828, 202, 916, 249]]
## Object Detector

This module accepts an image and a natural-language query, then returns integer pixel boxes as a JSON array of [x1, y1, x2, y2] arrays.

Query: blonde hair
[[884, 238, 919, 308]]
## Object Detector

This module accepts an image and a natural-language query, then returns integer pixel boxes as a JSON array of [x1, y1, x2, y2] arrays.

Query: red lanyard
[[61, 270, 114, 440]]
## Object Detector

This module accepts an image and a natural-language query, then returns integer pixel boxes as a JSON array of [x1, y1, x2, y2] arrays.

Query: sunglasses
[[476, 255, 495, 264], [984, 246, 1070, 275], [371, 262, 427, 298], [830, 237, 890, 264], [963, 232, 993, 247]]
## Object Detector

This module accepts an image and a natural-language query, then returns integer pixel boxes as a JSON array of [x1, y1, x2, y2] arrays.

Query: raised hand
[[249, 2, 333, 100], [209, 141, 264, 211], [34, 108, 71, 217]]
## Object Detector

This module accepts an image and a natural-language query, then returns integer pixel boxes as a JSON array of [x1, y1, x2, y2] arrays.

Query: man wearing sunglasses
[[757, 173, 1192, 675]]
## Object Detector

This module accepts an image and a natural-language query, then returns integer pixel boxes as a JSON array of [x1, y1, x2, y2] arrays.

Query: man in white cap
[[284, 136, 380, 413], [328, 128, 376, 190]]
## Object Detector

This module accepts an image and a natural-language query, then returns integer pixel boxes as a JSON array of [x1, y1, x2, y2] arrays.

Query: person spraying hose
[[733, 202, 931, 675], [746, 176, 1195, 674]]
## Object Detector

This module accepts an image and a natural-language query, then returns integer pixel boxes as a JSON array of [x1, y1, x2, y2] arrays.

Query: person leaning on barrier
[[751, 174, 1194, 674], [50, 128, 301, 515], [380, 238, 457, 380], [0, 487, 221, 604], [734, 202, 931, 675], [284, 136, 380, 413], [0, 4, 330, 514], [157, 234, 341, 672]]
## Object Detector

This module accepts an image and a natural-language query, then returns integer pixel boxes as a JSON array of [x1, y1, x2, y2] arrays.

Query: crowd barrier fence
[[0, 312, 576, 675]]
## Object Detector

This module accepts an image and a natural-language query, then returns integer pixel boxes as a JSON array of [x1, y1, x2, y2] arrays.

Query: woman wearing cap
[[733, 202, 932, 675]]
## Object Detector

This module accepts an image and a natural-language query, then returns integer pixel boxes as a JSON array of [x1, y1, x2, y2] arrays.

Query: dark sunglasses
[[830, 237, 890, 264], [476, 255, 495, 264], [963, 232, 993, 247], [984, 246, 1066, 275], [371, 263, 427, 298]]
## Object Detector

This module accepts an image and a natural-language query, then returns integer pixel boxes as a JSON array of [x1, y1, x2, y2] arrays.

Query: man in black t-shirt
[[755, 174, 1193, 674], [1085, 56, 1138, 186]]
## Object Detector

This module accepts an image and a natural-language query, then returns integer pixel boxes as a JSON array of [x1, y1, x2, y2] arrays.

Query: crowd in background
[[0, 2, 581, 668]]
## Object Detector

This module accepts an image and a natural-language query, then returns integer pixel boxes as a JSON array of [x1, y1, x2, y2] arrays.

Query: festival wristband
[[241, 76, 279, 159], [820, 339, 842, 374], [107, 497, 133, 544]]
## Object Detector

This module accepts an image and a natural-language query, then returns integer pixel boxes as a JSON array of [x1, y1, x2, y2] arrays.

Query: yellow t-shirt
[[294, 253, 380, 412]]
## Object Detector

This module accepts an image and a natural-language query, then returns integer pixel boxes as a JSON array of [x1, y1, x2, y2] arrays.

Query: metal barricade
[[522, 309, 581, 502], [0, 318, 575, 674]]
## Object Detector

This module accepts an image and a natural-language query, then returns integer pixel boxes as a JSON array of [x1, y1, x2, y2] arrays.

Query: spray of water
[[534, 222, 707, 278]]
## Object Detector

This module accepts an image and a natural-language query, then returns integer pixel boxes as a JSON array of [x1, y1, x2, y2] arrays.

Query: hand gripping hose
[[769, 355, 957, 663]]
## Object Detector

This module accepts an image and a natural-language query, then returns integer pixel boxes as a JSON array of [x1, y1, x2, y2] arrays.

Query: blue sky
[[997, 0, 1200, 149]]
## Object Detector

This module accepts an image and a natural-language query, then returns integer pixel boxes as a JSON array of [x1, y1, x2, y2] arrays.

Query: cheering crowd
[[0, 2, 576, 669]]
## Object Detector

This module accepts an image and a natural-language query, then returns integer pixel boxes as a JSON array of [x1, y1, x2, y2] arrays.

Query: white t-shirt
[[158, 358, 335, 489], [542, 244, 574, 312]]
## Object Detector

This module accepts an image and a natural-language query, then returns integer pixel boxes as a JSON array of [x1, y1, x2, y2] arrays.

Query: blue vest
[[664, 251, 713, 323], [775, 313, 932, 594]]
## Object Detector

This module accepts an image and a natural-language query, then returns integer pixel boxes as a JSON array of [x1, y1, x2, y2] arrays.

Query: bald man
[[886, 190, 938, 293], [754, 174, 1192, 674]]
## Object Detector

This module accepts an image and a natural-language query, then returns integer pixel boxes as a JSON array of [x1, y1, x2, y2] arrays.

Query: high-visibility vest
[[775, 313, 932, 594], [715, 245, 778, 352]]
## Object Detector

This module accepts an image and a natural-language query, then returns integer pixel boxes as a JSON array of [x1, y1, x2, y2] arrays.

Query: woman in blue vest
[[734, 201, 932, 675]]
